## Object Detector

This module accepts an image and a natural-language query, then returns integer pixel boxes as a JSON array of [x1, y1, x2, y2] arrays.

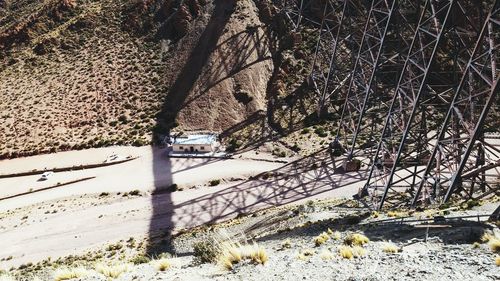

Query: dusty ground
[[0, 145, 370, 271], [2, 196, 498, 281]]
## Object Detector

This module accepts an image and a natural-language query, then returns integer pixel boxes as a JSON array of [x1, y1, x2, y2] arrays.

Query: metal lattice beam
[[336, 0, 422, 161], [413, 0, 500, 205], [281, 0, 369, 117], [274, 0, 499, 210]]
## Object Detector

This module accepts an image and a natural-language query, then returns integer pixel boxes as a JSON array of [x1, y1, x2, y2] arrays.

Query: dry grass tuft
[[344, 233, 369, 246], [296, 253, 309, 261], [352, 246, 366, 257], [53, 267, 90, 281], [281, 239, 292, 249], [339, 246, 354, 259], [314, 232, 330, 246], [319, 249, 335, 260], [250, 246, 269, 265], [489, 238, 500, 253], [151, 257, 171, 272], [481, 233, 495, 243], [496, 256, 500, 266], [387, 211, 407, 218], [95, 263, 130, 279], [371, 211, 379, 218], [339, 246, 366, 259], [297, 248, 315, 261], [381, 242, 399, 254], [218, 242, 268, 270], [472, 242, 481, 249], [302, 248, 315, 256]]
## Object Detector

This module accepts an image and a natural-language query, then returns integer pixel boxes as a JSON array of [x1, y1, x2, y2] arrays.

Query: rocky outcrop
[[172, 0, 274, 131]]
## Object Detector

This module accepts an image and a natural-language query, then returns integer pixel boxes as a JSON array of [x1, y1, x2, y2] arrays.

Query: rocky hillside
[[2, 198, 499, 280], [0, 0, 291, 158]]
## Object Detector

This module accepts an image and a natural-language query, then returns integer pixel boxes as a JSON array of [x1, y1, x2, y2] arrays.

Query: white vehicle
[[39, 171, 54, 181], [105, 153, 120, 163]]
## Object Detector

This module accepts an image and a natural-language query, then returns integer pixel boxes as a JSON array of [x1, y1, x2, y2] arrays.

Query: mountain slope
[[0, 0, 275, 158]]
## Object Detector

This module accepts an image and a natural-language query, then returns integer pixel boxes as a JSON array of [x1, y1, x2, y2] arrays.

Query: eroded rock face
[[174, 0, 275, 131]]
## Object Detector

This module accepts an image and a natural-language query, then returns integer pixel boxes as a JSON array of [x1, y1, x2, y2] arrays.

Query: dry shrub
[[319, 249, 335, 260], [95, 263, 130, 279], [281, 238, 292, 249], [339, 246, 366, 259], [219, 242, 268, 270], [381, 242, 399, 254], [339, 246, 353, 259], [489, 238, 500, 253], [481, 233, 495, 243], [53, 267, 89, 281], [352, 246, 366, 257], [297, 248, 315, 261], [344, 233, 369, 246], [326, 228, 341, 240], [151, 257, 171, 271], [296, 253, 309, 261], [314, 232, 330, 246], [193, 240, 220, 263], [387, 211, 407, 218]]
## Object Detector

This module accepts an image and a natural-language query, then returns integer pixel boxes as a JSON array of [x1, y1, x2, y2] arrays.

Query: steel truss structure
[[276, 0, 499, 209]]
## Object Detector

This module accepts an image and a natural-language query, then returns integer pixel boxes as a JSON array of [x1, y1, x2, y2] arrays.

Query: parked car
[[39, 171, 54, 181], [104, 153, 120, 163]]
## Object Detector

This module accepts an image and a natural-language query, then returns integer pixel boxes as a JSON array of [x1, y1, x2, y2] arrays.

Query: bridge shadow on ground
[[148, 0, 235, 256], [147, 0, 343, 256], [151, 148, 366, 250]]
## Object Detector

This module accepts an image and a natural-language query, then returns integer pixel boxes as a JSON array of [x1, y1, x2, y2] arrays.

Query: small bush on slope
[[53, 267, 90, 281], [344, 233, 369, 246]]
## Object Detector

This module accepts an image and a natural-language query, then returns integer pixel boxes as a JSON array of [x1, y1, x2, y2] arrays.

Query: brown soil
[[0, 0, 276, 158]]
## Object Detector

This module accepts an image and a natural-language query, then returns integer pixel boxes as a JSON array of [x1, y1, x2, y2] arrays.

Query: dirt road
[[0, 146, 364, 270]]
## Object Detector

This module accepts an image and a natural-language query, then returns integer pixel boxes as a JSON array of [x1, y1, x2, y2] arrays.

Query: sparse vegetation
[[95, 263, 130, 279], [481, 233, 495, 243], [382, 242, 399, 254], [151, 257, 171, 271], [489, 238, 500, 253], [344, 233, 369, 246], [99, 192, 110, 197], [339, 246, 353, 259], [167, 183, 179, 192], [209, 179, 221, 186], [319, 249, 335, 260], [387, 210, 407, 218], [193, 240, 220, 264], [128, 189, 141, 196], [218, 242, 268, 270], [314, 232, 330, 247], [130, 255, 150, 265], [281, 239, 292, 249], [226, 139, 243, 153], [53, 267, 90, 281], [106, 243, 123, 252], [339, 246, 366, 259]]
